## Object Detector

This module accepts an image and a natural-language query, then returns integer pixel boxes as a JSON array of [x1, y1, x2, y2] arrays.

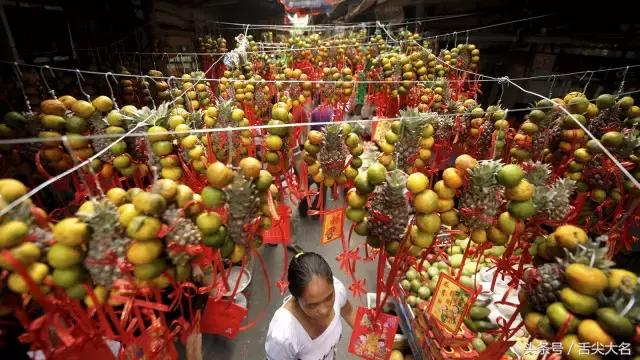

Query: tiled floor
[[202, 194, 378, 359]]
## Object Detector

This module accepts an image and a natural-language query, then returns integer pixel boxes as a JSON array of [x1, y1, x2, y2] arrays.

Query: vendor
[[265, 252, 356, 360]]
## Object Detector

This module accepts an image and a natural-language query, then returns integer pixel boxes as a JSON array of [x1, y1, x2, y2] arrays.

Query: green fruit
[[354, 219, 369, 236], [52, 265, 83, 288], [203, 227, 227, 248], [366, 164, 386, 186], [354, 173, 374, 194], [508, 199, 536, 219], [417, 286, 431, 299], [220, 238, 235, 258], [66, 283, 88, 299], [470, 306, 490, 320], [560, 287, 598, 316], [596, 307, 634, 337], [471, 338, 486, 352], [536, 315, 556, 341], [350, 157, 363, 169], [596, 94, 615, 109], [133, 258, 166, 280], [346, 207, 365, 222], [196, 212, 223, 235], [47, 243, 84, 269], [0, 221, 29, 249], [497, 212, 518, 234], [201, 186, 226, 208], [601, 131, 623, 148], [497, 164, 524, 188], [546, 302, 579, 333], [65, 116, 88, 133], [366, 235, 381, 248]]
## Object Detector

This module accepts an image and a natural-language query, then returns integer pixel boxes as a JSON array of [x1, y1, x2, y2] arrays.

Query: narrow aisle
[[202, 194, 378, 360]]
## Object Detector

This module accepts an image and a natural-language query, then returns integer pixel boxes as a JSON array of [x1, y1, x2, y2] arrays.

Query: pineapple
[[79, 199, 129, 288], [225, 174, 260, 246], [459, 160, 504, 230], [589, 104, 623, 139], [525, 162, 576, 221], [318, 124, 347, 178], [162, 205, 202, 266], [367, 170, 410, 243], [524, 262, 566, 312], [393, 108, 429, 172], [431, 113, 454, 142]]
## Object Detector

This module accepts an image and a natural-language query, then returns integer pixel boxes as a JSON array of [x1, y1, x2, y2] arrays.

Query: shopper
[[265, 252, 356, 360]]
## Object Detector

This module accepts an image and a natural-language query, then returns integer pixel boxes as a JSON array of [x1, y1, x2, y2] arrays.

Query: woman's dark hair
[[288, 252, 333, 298]]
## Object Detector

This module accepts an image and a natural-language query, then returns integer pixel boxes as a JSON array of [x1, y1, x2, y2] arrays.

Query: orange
[[443, 168, 464, 189]]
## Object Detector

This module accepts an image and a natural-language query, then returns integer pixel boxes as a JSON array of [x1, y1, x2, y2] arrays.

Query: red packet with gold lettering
[[348, 307, 399, 360], [427, 273, 475, 334], [321, 207, 345, 244]]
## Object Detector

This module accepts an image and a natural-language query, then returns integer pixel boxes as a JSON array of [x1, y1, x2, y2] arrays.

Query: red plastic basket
[[261, 204, 291, 245]]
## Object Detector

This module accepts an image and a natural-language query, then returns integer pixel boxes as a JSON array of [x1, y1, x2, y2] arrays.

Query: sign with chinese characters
[[427, 273, 474, 333], [321, 207, 345, 244], [523, 340, 632, 357], [372, 118, 391, 143], [348, 307, 399, 360]]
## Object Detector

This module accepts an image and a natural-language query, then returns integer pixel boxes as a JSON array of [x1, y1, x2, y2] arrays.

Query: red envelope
[[348, 307, 399, 360], [200, 297, 248, 339]]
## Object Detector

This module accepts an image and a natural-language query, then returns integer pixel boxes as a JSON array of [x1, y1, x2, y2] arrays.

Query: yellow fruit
[[454, 154, 478, 171], [0, 220, 29, 249], [53, 217, 88, 246], [346, 207, 366, 222], [562, 334, 601, 360], [134, 258, 167, 280], [437, 198, 454, 212], [608, 269, 638, 292], [230, 243, 246, 264], [161, 166, 183, 181], [366, 164, 386, 185], [413, 190, 439, 213], [84, 286, 108, 308], [239, 157, 262, 179], [207, 162, 234, 189], [560, 287, 598, 316], [347, 189, 367, 208], [0, 242, 41, 270], [553, 224, 588, 250], [470, 229, 487, 244], [524, 312, 543, 336], [8, 262, 49, 293], [151, 179, 178, 201], [132, 192, 167, 216], [578, 319, 614, 346], [506, 179, 535, 201], [92, 96, 113, 112], [106, 187, 127, 206], [442, 168, 464, 189], [487, 225, 509, 245], [433, 180, 456, 199], [126, 240, 163, 265], [415, 213, 441, 234], [0, 178, 28, 202], [126, 216, 162, 241], [196, 212, 222, 235], [565, 263, 608, 296], [497, 212, 518, 234], [40, 99, 66, 116], [440, 209, 459, 226], [118, 203, 139, 227], [406, 173, 429, 194], [410, 226, 434, 248], [71, 100, 95, 118], [57, 95, 77, 110], [265, 135, 283, 150], [47, 243, 83, 269]]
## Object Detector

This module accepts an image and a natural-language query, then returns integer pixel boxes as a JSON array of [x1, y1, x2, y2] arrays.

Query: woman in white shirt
[[265, 252, 356, 360]]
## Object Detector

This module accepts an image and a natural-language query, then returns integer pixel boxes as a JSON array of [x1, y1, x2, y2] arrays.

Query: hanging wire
[[13, 62, 33, 115], [39, 65, 57, 99], [505, 78, 640, 190], [617, 66, 630, 97], [548, 75, 557, 98], [75, 69, 92, 101], [104, 72, 119, 110], [580, 70, 594, 95]]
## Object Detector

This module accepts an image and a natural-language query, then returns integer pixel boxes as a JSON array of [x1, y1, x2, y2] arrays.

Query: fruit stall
[[0, 3, 639, 360]]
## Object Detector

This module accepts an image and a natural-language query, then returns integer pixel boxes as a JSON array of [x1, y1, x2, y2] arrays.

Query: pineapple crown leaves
[[558, 235, 614, 270], [523, 161, 551, 187], [466, 159, 502, 189]]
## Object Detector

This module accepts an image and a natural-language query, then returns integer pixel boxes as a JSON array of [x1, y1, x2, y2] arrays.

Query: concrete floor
[[202, 194, 378, 360]]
